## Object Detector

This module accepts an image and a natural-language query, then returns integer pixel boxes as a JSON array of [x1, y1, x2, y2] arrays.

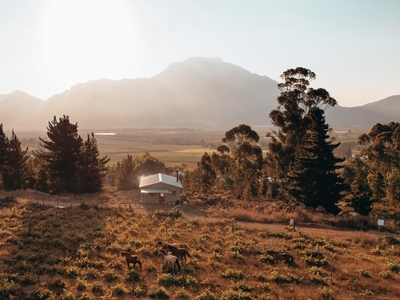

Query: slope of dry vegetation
[[1, 196, 400, 299]]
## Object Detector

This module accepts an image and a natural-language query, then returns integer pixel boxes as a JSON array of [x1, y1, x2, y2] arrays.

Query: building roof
[[139, 173, 183, 189]]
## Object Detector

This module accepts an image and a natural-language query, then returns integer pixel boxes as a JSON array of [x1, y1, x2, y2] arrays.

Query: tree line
[[0, 116, 182, 194], [1, 67, 399, 220], [183, 68, 400, 220]]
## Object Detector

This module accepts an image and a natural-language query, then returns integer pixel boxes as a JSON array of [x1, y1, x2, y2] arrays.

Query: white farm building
[[139, 173, 183, 204]]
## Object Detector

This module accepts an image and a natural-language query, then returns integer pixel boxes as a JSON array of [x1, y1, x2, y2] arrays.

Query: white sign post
[[377, 219, 384, 232]]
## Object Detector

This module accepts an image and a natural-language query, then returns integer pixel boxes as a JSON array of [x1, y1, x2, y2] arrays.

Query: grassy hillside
[[1, 195, 400, 299]]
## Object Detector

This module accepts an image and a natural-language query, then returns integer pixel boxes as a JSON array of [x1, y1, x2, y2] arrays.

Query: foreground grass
[[1, 197, 400, 299]]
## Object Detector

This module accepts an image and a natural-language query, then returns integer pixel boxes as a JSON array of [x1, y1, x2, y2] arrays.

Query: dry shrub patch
[[1, 195, 400, 299]]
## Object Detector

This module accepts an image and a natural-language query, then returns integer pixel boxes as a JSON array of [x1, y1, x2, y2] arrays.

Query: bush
[[147, 286, 170, 299], [0, 281, 19, 299], [196, 289, 216, 300], [27, 290, 53, 300], [154, 209, 183, 219], [221, 269, 244, 281], [158, 274, 198, 288]]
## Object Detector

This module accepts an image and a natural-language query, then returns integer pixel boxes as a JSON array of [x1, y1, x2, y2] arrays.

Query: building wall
[[140, 183, 182, 204]]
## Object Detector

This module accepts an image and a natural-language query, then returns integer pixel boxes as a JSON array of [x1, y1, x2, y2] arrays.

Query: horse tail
[[175, 258, 181, 271]]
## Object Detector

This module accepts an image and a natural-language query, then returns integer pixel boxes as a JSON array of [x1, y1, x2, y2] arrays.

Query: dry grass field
[[1, 189, 400, 299]]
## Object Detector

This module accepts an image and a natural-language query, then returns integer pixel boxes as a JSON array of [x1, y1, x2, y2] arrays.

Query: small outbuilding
[[139, 173, 182, 204]]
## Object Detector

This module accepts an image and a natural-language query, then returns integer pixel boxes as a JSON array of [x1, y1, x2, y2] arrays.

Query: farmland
[[18, 127, 367, 169]]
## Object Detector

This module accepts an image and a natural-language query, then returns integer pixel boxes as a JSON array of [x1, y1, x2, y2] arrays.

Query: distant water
[[94, 133, 116, 135]]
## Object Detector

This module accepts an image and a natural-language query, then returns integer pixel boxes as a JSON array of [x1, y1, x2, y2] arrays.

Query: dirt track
[[1, 189, 399, 241]]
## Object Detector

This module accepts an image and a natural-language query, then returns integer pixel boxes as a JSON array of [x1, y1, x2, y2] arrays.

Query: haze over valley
[[1, 57, 399, 132]]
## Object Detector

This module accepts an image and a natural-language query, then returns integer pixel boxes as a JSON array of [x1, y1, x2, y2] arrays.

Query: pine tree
[[78, 133, 110, 193], [34, 116, 82, 193], [266, 68, 337, 189], [2, 130, 29, 190], [196, 152, 216, 194], [114, 154, 136, 190], [287, 108, 345, 214], [0, 124, 8, 176]]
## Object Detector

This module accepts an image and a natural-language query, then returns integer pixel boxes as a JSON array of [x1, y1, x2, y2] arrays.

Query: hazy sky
[[0, 0, 399, 107]]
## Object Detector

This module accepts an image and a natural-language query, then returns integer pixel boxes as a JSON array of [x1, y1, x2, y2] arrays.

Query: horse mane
[[159, 248, 168, 255]]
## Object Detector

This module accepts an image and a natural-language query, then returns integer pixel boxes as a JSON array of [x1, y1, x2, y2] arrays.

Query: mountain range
[[0, 57, 399, 132]]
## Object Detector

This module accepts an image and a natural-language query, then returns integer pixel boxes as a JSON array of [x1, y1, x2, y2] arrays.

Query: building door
[[159, 193, 165, 203]]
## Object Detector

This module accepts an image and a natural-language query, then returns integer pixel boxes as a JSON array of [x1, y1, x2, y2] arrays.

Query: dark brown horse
[[266, 250, 294, 267], [121, 251, 142, 270], [156, 241, 181, 248], [162, 244, 192, 261]]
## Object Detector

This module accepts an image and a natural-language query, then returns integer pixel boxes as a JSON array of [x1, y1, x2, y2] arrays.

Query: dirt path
[[2, 189, 399, 241]]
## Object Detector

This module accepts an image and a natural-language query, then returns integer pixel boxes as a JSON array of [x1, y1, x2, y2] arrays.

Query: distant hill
[[0, 90, 45, 130], [0, 57, 399, 131], [326, 95, 400, 128]]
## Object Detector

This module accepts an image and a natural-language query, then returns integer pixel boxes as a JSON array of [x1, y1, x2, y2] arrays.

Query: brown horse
[[121, 251, 142, 270], [162, 244, 192, 261], [266, 250, 294, 267]]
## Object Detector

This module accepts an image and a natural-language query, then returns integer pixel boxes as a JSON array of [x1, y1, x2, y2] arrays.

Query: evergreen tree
[[0, 124, 8, 177], [266, 68, 337, 188], [78, 133, 110, 193], [340, 155, 374, 214], [386, 167, 400, 206], [367, 171, 386, 202], [350, 174, 373, 215], [34, 116, 82, 193], [114, 154, 136, 190], [196, 152, 216, 194], [287, 108, 345, 214], [2, 130, 29, 190]]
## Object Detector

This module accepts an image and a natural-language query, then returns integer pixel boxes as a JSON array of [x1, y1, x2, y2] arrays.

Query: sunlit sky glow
[[0, 0, 399, 107]]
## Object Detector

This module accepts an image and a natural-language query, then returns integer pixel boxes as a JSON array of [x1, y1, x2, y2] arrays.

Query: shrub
[[218, 289, 253, 300], [154, 209, 183, 219], [27, 290, 53, 300], [91, 281, 104, 295], [20, 275, 36, 286], [356, 269, 372, 278], [65, 266, 79, 278], [386, 260, 400, 272], [221, 269, 244, 281], [76, 280, 87, 292], [0, 281, 19, 299], [147, 285, 170, 299], [126, 269, 141, 282], [112, 283, 127, 296], [133, 285, 146, 297], [319, 286, 335, 300], [158, 274, 198, 288], [385, 236, 400, 245], [174, 288, 191, 300], [379, 270, 393, 279], [48, 278, 65, 291], [103, 270, 118, 282], [196, 289, 216, 300]]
